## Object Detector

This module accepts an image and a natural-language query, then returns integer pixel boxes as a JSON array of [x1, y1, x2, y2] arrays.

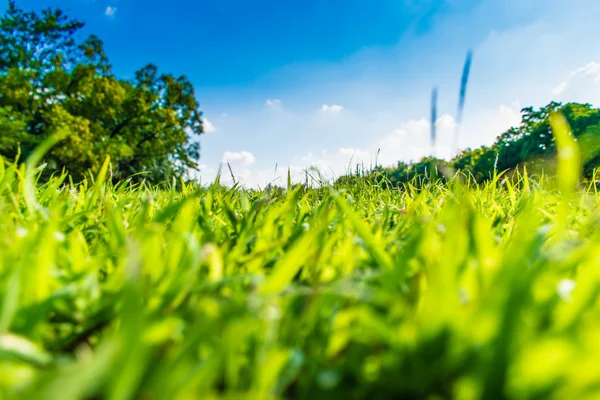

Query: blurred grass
[[1, 119, 600, 399]]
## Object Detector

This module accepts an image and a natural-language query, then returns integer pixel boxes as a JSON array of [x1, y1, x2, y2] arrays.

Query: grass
[[2, 129, 600, 399]]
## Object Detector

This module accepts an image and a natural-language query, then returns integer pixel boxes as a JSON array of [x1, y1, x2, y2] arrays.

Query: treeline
[[0, 1, 204, 183], [350, 102, 600, 187]]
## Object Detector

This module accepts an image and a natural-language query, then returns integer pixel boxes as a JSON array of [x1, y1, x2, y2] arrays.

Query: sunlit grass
[[1, 120, 600, 399]]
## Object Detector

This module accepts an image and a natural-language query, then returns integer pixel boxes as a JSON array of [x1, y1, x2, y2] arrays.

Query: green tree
[[0, 1, 204, 183], [360, 102, 600, 188], [492, 102, 600, 177], [452, 146, 497, 182]]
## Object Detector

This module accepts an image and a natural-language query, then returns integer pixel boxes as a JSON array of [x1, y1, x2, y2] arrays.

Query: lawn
[[1, 143, 600, 400]]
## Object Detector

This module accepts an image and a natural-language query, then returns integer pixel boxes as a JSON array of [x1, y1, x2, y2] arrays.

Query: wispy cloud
[[198, 99, 523, 188], [105, 6, 117, 18], [195, 0, 600, 187], [552, 62, 600, 98], [203, 118, 217, 133], [321, 104, 344, 113], [551, 82, 568, 96], [222, 151, 256, 167], [266, 99, 281, 106]]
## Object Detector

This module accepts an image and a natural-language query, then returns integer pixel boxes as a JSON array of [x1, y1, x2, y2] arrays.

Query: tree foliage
[[365, 102, 600, 187], [0, 1, 204, 183]]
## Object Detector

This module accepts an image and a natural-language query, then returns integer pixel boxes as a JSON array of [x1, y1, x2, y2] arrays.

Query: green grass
[[2, 136, 600, 398]]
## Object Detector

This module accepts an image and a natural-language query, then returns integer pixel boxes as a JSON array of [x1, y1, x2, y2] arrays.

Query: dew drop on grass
[[557, 279, 576, 301]]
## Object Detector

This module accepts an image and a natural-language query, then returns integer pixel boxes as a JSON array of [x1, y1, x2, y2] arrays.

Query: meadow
[[0, 116, 599, 399]]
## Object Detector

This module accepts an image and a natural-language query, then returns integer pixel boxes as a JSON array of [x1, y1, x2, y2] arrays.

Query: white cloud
[[321, 104, 344, 113], [194, 0, 600, 188], [551, 62, 600, 104], [203, 118, 217, 133], [224, 115, 455, 187], [192, 163, 218, 184], [277, 116, 453, 185], [375, 115, 457, 164], [266, 99, 281, 106], [105, 6, 117, 17], [458, 101, 522, 149], [552, 82, 568, 96], [222, 151, 256, 167], [197, 100, 525, 188], [567, 62, 600, 82]]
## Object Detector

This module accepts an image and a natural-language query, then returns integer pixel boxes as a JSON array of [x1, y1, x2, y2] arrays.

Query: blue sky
[[5, 0, 600, 186]]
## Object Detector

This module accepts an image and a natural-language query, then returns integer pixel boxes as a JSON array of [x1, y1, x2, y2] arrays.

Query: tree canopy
[[363, 102, 600, 187], [0, 1, 204, 183]]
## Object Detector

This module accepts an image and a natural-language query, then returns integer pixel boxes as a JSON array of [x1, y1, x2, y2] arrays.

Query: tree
[[492, 102, 600, 176], [358, 101, 600, 188], [452, 146, 497, 182], [0, 1, 204, 183]]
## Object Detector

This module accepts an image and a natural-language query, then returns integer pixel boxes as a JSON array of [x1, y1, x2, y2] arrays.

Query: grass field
[[2, 122, 600, 399]]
